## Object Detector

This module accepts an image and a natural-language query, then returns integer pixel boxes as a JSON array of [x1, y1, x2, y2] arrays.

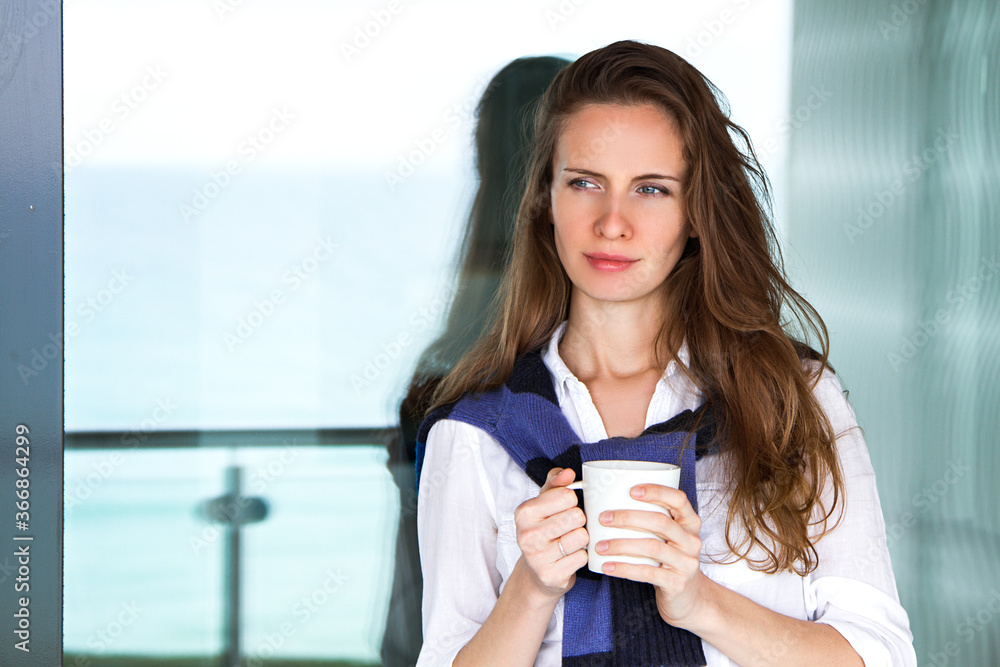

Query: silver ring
[[558, 539, 567, 558]]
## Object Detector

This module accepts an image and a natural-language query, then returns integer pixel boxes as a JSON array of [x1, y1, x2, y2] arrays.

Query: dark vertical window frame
[[0, 0, 63, 664]]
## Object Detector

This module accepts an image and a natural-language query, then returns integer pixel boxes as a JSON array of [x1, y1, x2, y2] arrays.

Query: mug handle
[[565, 481, 585, 490]]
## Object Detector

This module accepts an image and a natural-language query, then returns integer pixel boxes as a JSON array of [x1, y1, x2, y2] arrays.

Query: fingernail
[[599, 511, 613, 524], [603, 562, 615, 573], [596, 541, 608, 553], [631, 486, 645, 498]]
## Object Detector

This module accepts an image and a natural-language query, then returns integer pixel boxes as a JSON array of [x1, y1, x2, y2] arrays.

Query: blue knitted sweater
[[416, 350, 717, 666]]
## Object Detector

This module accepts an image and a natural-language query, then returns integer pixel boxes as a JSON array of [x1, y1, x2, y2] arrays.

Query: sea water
[[64, 164, 466, 661]]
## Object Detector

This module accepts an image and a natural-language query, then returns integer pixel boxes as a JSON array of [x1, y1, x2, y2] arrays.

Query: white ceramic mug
[[566, 460, 681, 573]]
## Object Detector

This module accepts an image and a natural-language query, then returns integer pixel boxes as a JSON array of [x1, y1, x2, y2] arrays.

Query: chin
[[574, 284, 650, 305]]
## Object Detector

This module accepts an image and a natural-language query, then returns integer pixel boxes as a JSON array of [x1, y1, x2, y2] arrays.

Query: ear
[[687, 220, 698, 239]]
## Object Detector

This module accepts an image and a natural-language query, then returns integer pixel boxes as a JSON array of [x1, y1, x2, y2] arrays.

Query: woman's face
[[549, 102, 693, 310]]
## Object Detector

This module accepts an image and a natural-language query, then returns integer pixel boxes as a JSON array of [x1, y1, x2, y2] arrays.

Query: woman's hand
[[594, 484, 709, 627], [512, 467, 590, 600]]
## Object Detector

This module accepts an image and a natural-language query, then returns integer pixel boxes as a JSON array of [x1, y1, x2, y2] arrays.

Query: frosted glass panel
[[787, 1, 999, 665]]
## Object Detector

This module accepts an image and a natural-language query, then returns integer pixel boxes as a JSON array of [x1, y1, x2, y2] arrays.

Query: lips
[[585, 253, 638, 272]]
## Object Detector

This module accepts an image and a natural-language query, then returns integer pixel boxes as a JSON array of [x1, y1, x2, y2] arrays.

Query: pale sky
[[64, 0, 792, 169]]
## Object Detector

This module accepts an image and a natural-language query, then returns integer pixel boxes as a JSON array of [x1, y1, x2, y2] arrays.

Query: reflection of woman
[[382, 56, 569, 667], [396, 55, 570, 445], [415, 41, 916, 666]]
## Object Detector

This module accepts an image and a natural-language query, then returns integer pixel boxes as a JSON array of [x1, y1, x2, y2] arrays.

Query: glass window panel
[[65, 445, 396, 663], [64, 0, 794, 432], [64, 448, 227, 657], [64, 1, 796, 664]]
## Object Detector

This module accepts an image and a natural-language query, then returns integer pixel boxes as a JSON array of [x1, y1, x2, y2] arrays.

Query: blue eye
[[638, 184, 667, 195], [569, 178, 597, 189]]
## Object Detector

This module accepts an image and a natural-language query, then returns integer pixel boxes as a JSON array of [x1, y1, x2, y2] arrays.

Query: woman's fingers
[[518, 505, 586, 554], [547, 505, 587, 542], [595, 536, 693, 566], [539, 467, 576, 493], [515, 467, 587, 559], [598, 553, 696, 591], [558, 546, 589, 571], [512, 467, 589, 598], [515, 468, 579, 529], [597, 508, 700, 555], [549, 528, 589, 570], [629, 484, 701, 532], [514, 489, 578, 528], [557, 526, 589, 556]]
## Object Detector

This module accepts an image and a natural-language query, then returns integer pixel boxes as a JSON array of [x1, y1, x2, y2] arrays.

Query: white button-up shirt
[[416, 321, 916, 666]]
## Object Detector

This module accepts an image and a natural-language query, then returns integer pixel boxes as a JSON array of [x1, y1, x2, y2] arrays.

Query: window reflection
[[384, 55, 569, 666]]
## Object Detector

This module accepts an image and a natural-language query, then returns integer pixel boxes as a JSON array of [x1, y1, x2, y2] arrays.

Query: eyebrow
[[563, 167, 681, 183]]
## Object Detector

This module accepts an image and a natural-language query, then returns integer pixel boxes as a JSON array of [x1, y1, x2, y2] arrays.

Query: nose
[[595, 193, 631, 239]]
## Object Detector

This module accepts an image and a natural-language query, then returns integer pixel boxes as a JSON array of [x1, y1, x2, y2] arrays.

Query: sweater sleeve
[[415, 419, 502, 666], [807, 369, 917, 666]]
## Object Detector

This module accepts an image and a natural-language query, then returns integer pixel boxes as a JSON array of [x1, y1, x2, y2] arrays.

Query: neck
[[558, 290, 667, 381]]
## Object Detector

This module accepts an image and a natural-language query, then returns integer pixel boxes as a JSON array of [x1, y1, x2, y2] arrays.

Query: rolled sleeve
[[808, 369, 917, 666], [813, 577, 917, 667], [416, 420, 501, 666]]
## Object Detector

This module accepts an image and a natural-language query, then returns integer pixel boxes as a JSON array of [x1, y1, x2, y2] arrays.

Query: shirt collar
[[540, 320, 690, 405]]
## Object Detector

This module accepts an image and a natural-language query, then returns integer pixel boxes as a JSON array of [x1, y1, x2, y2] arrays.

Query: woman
[[415, 41, 916, 666]]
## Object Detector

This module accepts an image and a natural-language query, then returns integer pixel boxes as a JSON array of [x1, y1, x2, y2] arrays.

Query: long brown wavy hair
[[428, 40, 844, 575]]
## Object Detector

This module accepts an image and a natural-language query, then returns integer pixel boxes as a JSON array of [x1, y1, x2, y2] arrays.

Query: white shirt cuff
[[813, 576, 917, 667]]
